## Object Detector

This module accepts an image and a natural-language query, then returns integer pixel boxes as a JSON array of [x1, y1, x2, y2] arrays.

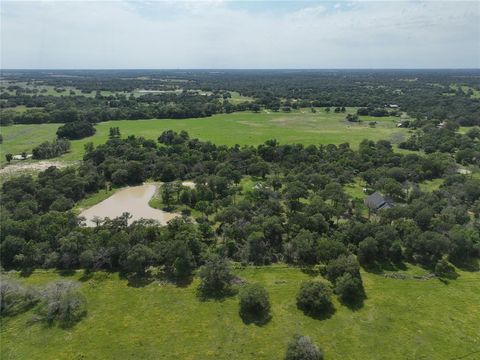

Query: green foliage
[[334, 273, 364, 303], [296, 280, 333, 317], [434, 259, 456, 278], [32, 139, 70, 159], [326, 255, 361, 283], [239, 283, 271, 324], [197, 254, 234, 298], [57, 121, 96, 140]]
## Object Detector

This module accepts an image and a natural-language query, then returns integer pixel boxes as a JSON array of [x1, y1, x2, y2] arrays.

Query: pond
[[79, 184, 180, 227]]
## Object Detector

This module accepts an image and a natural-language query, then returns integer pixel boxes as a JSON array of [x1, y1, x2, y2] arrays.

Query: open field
[[0, 109, 408, 165], [0, 124, 60, 164], [1, 265, 479, 360]]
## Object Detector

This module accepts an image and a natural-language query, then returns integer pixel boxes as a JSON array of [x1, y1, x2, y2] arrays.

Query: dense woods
[[1, 131, 478, 279]]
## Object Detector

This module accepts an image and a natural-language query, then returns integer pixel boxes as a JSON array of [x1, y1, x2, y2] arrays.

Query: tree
[[109, 127, 121, 139], [334, 273, 364, 303], [326, 255, 361, 283], [5, 153, 13, 163], [296, 280, 333, 316], [197, 254, 234, 298], [0, 277, 37, 316], [56, 121, 96, 140], [286, 230, 317, 265], [239, 283, 270, 323], [434, 258, 456, 278], [36, 280, 87, 327], [124, 244, 155, 275], [285, 334, 323, 360], [358, 237, 379, 264]]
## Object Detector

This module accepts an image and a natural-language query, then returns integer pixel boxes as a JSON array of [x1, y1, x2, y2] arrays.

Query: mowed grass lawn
[[0, 109, 408, 165], [1, 265, 479, 360]]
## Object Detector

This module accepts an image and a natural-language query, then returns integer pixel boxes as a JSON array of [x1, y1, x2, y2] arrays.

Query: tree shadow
[[450, 257, 479, 272], [118, 272, 154, 288], [58, 269, 76, 277], [362, 260, 407, 275], [19, 268, 34, 277], [300, 267, 320, 277], [239, 310, 271, 326], [171, 275, 194, 288], [196, 287, 238, 302], [79, 270, 94, 282], [298, 304, 336, 321], [339, 290, 367, 311]]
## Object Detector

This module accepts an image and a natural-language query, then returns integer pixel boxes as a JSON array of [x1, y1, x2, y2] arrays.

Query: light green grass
[[1, 265, 479, 360], [450, 84, 480, 99], [419, 178, 444, 192], [228, 91, 254, 104], [0, 109, 407, 166], [0, 124, 60, 164]]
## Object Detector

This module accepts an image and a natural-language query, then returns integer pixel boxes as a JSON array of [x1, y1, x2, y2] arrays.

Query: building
[[364, 192, 394, 212]]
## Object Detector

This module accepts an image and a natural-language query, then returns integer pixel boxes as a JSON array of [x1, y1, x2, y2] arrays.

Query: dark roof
[[364, 192, 394, 211]]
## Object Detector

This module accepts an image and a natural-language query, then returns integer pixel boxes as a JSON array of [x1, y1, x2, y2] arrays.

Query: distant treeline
[[1, 69, 479, 126]]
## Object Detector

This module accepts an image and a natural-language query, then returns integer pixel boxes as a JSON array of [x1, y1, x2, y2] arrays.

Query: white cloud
[[1, 0, 479, 68]]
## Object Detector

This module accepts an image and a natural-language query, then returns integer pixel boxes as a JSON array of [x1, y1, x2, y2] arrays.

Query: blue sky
[[1, 0, 479, 69]]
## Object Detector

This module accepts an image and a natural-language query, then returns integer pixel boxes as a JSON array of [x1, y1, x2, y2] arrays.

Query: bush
[[0, 277, 38, 316], [36, 280, 87, 327], [296, 280, 333, 316], [434, 258, 456, 278], [326, 255, 361, 283], [334, 273, 364, 303], [32, 139, 70, 159], [285, 334, 323, 360], [56, 121, 96, 140], [197, 254, 234, 298], [239, 283, 270, 322]]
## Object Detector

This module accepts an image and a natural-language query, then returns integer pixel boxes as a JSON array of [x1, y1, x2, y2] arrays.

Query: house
[[389, 104, 399, 109], [364, 192, 394, 212]]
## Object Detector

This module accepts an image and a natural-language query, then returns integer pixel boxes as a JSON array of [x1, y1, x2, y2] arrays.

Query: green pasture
[[0, 109, 406, 165], [1, 264, 479, 360]]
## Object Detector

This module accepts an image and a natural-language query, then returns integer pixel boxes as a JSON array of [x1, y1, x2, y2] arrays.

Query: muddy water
[[79, 184, 179, 227]]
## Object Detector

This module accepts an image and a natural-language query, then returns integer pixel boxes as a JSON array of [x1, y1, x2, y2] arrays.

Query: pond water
[[79, 184, 180, 227]]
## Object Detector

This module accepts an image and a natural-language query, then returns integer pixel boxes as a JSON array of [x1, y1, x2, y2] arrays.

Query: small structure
[[364, 192, 394, 212], [389, 104, 399, 109]]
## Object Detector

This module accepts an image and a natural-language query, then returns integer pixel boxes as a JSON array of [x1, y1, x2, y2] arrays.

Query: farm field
[[0, 109, 407, 165], [1, 265, 479, 360]]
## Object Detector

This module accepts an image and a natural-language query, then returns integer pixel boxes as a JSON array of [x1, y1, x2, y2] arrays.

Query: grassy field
[[0, 123, 60, 164], [0, 109, 408, 165], [1, 265, 479, 360]]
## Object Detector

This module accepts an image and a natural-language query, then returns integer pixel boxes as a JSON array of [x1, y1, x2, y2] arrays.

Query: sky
[[1, 0, 479, 69]]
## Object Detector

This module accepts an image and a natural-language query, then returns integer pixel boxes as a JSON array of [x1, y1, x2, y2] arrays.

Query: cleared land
[[0, 109, 407, 165], [1, 265, 479, 360]]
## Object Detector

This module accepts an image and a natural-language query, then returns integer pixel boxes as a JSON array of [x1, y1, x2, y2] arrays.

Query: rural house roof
[[364, 192, 394, 211]]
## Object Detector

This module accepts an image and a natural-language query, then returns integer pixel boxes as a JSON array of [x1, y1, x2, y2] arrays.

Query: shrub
[[326, 254, 361, 283], [285, 334, 323, 360], [197, 254, 234, 298], [32, 139, 70, 159], [334, 273, 364, 303], [296, 280, 333, 316], [239, 283, 270, 322], [0, 277, 38, 316], [36, 280, 87, 327], [434, 258, 456, 278]]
